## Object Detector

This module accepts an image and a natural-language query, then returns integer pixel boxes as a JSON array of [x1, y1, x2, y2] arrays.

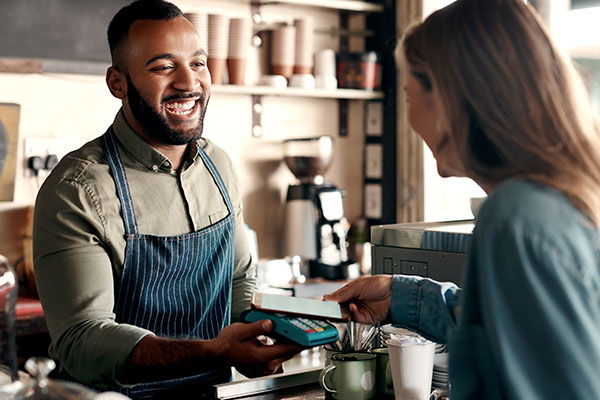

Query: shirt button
[[152, 165, 159, 172], [164, 161, 171, 167]]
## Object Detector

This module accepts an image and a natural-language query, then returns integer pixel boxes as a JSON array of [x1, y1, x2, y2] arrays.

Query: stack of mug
[[228, 17, 252, 85], [184, 13, 208, 53], [271, 25, 296, 80], [208, 14, 229, 85]]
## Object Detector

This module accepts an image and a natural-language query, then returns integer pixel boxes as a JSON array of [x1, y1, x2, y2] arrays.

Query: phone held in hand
[[250, 292, 345, 321]]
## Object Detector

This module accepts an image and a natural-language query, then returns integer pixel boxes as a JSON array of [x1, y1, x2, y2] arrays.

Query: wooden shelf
[[232, 0, 384, 12], [212, 84, 384, 99]]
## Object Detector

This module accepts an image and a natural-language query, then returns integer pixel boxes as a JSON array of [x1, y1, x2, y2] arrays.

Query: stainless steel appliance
[[371, 220, 474, 286], [282, 136, 358, 280]]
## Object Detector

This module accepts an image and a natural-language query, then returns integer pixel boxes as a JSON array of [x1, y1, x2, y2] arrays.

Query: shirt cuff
[[390, 275, 422, 329], [96, 325, 152, 388]]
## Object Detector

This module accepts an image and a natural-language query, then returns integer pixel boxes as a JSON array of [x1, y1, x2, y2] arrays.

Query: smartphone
[[250, 292, 345, 321]]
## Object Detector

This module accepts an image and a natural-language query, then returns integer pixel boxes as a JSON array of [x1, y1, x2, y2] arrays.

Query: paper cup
[[208, 57, 226, 85], [227, 58, 247, 85], [271, 25, 296, 78], [208, 14, 229, 59], [228, 18, 252, 59], [386, 338, 435, 400], [314, 49, 336, 77], [184, 13, 208, 51]]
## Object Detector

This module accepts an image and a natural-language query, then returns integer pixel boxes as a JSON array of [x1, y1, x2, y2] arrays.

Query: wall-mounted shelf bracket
[[251, 95, 264, 137], [251, 2, 263, 24], [338, 99, 348, 137]]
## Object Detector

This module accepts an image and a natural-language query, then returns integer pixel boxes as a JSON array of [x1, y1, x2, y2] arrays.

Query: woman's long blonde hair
[[403, 0, 600, 226]]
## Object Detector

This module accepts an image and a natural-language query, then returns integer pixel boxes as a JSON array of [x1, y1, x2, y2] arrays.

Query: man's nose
[[173, 66, 199, 91]]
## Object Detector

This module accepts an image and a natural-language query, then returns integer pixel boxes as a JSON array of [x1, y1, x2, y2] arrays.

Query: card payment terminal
[[241, 309, 339, 347]]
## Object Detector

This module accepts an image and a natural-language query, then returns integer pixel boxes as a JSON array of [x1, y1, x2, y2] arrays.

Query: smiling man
[[32, 0, 301, 398]]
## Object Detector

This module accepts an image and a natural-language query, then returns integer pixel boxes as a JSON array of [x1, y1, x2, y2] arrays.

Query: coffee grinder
[[282, 136, 359, 280]]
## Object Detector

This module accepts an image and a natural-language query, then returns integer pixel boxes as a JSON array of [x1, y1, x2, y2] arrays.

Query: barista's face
[[111, 17, 211, 145], [405, 66, 463, 177]]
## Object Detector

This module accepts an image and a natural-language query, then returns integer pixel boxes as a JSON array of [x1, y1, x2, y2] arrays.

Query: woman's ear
[[106, 67, 126, 99]]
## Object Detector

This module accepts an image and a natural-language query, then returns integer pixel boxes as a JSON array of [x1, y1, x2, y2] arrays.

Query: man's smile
[[164, 99, 198, 116]]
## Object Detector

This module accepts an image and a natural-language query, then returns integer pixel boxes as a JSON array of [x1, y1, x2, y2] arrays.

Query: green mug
[[371, 347, 394, 397], [324, 346, 344, 366], [319, 352, 376, 400]]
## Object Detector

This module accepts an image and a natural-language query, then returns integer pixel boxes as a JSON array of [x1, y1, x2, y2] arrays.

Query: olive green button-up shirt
[[33, 110, 257, 387]]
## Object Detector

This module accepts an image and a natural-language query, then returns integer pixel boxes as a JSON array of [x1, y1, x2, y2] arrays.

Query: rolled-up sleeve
[[390, 275, 462, 343], [33, 168, 151, 387]]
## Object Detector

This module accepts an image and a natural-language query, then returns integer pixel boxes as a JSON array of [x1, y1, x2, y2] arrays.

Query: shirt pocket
[[208, 210, 230, 225], [448, 325, 503, 400]]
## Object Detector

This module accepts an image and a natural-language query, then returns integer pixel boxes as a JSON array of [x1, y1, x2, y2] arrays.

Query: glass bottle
[[0, 254, 18, 383]]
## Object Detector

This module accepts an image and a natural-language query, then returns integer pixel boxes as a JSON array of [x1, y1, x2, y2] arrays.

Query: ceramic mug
[[319, 352, 376, 400], [323, 345, 346, 367], [371, 347, 394, 397]]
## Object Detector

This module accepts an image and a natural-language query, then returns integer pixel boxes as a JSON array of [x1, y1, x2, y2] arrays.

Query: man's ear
[[106, 67, 127, 99]]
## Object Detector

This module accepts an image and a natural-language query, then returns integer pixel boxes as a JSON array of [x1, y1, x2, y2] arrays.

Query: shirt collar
[[111, 109, 199, 173]]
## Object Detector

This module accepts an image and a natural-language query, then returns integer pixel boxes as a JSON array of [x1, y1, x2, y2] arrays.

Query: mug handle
[[319, 364, 338, 394]]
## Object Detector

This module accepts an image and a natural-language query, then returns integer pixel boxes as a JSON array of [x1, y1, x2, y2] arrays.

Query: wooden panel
[[396, 0, 424, 222], [0, 58, 43, 74]]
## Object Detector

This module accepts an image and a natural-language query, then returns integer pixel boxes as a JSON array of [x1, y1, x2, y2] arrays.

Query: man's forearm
[[122, 334, 221, 383]]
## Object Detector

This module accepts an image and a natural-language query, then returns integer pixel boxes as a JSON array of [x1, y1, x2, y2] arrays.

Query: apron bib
[[101, 128, 235, 398]]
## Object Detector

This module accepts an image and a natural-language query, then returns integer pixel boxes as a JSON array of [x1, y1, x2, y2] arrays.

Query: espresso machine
[[282, 136, 359, 280]]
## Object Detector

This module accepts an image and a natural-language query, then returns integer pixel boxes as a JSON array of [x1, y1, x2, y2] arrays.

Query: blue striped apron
[[101, 128, 235, 398]]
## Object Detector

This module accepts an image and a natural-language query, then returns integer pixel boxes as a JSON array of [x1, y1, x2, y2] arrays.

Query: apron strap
[[196, 146, 234, 215], [101, 128, 139, 235]]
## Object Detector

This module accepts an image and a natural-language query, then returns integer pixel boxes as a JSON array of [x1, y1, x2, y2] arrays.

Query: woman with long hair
[[325, 0, 600, 398]]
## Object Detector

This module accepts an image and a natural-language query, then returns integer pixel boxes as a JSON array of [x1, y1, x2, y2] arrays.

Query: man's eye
[[151, 65, 173, 72], [193, 61, 206, 68]]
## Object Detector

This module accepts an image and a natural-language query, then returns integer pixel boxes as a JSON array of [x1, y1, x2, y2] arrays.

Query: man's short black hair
[[107, 0, 183, 70]]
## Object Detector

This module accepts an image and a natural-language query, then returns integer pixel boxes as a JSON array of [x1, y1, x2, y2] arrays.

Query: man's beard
[[125, 75, 209, 145]]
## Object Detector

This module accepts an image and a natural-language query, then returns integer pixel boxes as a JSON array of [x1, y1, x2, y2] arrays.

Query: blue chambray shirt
[[390, 179, 600, 399]]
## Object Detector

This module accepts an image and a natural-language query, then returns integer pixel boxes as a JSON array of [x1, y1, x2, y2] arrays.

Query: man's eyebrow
[[145, 50, 207, 66], [145, 53, 174, 66]]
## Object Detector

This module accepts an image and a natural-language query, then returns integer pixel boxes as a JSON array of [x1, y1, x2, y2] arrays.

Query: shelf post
[[251, 95, 264, 137]]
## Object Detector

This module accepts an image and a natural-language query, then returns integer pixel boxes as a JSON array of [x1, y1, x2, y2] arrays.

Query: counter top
[[215, 368, 325, 399]]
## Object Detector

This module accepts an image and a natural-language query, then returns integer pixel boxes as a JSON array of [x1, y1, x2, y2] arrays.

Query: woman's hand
[[323, 275, 393, 324]]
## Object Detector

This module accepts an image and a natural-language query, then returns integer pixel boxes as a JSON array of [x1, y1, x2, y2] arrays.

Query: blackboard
[[0, 0, 130, 65]]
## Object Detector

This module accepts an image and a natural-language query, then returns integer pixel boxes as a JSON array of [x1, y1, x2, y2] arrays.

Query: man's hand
[[208, 320, 303, 378], [323, 275, 393, 324]]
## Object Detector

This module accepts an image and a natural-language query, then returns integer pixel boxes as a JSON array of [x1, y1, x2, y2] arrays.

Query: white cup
[[259, 75, 288, 88], [315, 75, 337, 90], [386, 337, 435, 400], [289, 74, 315, 89], [314, 49, 336, 77]]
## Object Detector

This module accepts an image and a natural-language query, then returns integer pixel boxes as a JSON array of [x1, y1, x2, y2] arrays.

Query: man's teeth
[[166, 100, 196, 115]]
